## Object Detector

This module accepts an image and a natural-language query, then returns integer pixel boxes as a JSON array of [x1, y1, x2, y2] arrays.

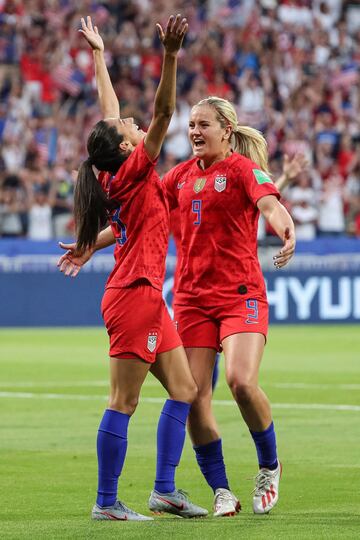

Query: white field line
[[0, 381, 360, 390], [0, 391, 359, 412], [271, 383, 360, 390]]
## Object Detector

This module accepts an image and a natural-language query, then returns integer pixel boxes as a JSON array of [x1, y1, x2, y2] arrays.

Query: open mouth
[[193, 139, 205, 148]]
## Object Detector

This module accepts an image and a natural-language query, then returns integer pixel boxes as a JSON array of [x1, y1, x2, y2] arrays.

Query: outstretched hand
[[156, 14, 188, 55], [282, 153, 308, 183], [57, 242, 93, 278], [273, 227, 296, 269], [79, 16, 104, 51]]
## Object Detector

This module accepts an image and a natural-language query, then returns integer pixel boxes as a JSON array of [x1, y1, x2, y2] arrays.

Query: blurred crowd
[[0, 0, 360, 240]]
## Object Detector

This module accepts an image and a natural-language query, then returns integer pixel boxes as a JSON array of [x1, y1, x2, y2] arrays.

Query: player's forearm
[[93, 50, 120, 119], [153, 51, 177, 118], [94, 225, 116, 252], [264, 202, 295, 241], [274, 173, 289, 192]]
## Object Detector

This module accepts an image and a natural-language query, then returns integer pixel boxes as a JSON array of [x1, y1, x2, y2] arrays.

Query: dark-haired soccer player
[[68, 15, 208, 521]]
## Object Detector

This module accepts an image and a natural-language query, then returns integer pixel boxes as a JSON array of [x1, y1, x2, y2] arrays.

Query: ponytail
[[73, 120, 129, 253], [74, 160, 111, 253], [232, 125, 269, 173]]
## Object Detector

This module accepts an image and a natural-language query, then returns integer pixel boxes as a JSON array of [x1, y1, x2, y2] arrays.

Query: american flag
[[36, 141, 49, 164], [52, 64, 83, 97], [35, 127, 57, 165], [331, 65, 359, 90]]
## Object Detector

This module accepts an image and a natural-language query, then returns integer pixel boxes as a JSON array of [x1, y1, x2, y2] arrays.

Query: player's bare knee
[[170, 380, 198, 404], [228, 378, 255, 406], [108, 394, 139, 416], [185, 380, 198, 403], [188, 391, 212, 416]]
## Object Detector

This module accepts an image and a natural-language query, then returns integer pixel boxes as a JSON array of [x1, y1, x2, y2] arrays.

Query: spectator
[[291, 199, 319, 241], [27, 185, 53, 240], [0, 174, 26, 237], [344, 161, 360, 235], [163, 99, 192, 162], [317, 173, 346, 236], [51, 161, 74, 238]]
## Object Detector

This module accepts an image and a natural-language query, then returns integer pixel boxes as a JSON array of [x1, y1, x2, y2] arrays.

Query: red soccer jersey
[[169, 206, 182, 295], [163, 152, 280, 306], [99, 139, 169, 290]]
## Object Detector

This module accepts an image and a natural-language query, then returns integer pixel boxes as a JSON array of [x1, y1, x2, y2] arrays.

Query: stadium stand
[[0, 0, 359, 239]]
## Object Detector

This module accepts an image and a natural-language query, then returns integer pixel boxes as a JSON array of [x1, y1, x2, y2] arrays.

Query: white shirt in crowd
[[292, 204, 319, 240], [164, 101, 192, 161], [28, 204, 53, 240], [288, 184, 319, 240], [318, 186, 345, 233]]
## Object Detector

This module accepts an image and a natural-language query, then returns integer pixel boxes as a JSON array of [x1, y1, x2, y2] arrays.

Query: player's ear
[[222, 124, 232, 141]]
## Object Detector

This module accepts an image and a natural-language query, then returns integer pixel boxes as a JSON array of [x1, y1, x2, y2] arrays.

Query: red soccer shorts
[[101, 281, 182, 363], [173, 297, 268, 351]]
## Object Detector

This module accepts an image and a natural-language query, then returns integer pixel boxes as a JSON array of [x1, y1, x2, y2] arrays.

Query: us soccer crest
[[214, 175, 227, 192], [193, 177, 206, 193], [147, 332, 158, 352]]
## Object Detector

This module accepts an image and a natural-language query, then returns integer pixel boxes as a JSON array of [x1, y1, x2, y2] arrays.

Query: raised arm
[[275, 153, 308, 192], [144, 14, 188, 160], [257, 195, 296, 268], [79, 16, 119, 119]]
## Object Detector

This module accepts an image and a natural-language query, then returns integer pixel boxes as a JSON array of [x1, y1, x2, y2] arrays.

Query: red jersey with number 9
[[98, 139, 169, 290], [163, 152, 280, 306]]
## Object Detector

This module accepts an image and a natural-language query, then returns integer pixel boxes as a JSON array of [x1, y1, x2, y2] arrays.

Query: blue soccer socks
[[154, 399, 191, 494], [96, 409, 130, 507], [194, 438, 230, 492], [250, 421, 278, 470]]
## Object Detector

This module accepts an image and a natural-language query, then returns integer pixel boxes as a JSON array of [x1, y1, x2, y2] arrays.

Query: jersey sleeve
[[162, 168, 179, 211], [109, 139, 157, 201], [241, 159, 280, 205]]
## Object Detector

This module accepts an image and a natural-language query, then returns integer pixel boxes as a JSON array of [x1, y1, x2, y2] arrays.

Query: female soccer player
[[162, 96, 295, 516], [168, 150, 304, 395], [69, 15, 208, 521]]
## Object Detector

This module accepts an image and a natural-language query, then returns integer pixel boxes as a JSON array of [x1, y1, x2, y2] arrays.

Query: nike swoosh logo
[[157, 496, 184, 510], [177, 182, 185, 189], [101, 511, 128, 520]]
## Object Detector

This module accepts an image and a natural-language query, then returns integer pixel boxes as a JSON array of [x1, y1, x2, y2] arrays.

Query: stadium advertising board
[[0, 240, 359, 326]]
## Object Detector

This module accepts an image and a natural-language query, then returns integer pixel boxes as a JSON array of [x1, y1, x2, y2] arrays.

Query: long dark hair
[[74, 120, 128, 252]]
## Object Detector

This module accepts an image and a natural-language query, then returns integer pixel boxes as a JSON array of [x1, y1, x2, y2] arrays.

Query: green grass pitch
[[0, 325, 359, 539]]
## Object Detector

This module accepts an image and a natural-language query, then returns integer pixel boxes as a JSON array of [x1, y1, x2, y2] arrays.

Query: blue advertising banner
[[0, 239, 359, 326]]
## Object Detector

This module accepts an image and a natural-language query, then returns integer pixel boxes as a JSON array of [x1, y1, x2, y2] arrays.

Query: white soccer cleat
[[92, 500, 153, 521], [252, 462, 282, 514], [213, 488, 241, 517], [148, 488, 208, 518]]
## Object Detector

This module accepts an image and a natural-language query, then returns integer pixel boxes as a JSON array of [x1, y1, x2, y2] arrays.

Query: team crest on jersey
[[147, 332, 158, 352], [214, 175, 227, 192], [193, 177, 206, 193]]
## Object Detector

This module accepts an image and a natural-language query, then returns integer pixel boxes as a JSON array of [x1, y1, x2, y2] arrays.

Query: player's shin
[[96, 409, 130, 507], [154, 399, 191, 493]]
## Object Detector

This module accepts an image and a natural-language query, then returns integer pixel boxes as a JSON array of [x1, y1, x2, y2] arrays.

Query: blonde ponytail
[[232, 125, 269, 173], [194, 96, 270, 173]]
